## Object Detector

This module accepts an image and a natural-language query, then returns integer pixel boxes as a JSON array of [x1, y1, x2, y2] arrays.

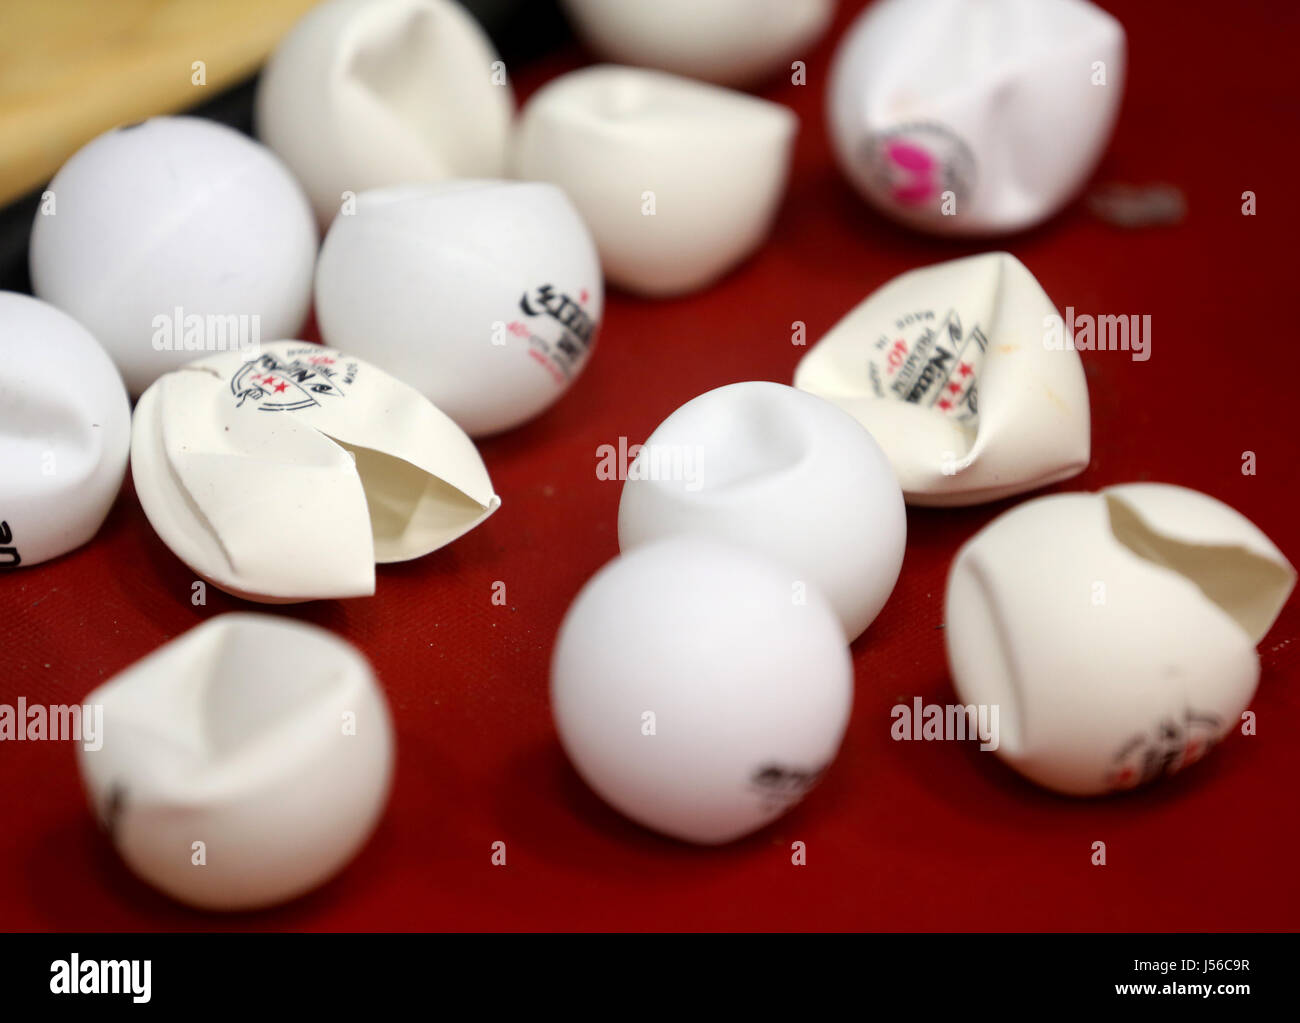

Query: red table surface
[[2, 0, 1298, 932]]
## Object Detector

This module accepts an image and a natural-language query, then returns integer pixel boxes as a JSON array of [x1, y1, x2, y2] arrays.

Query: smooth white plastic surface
[[827, 0, 1126, 235], [29, 117, 317, 396], [560, 0, 835, 87], [0, 292, 130, 568], [512, 65, 796, 297], [552, 537, 853, 844], [618, 381, 905, 640], [794, 252, 1090, 506], [256, 0, 515, 226], [77, 613, 394, 911], [130, 341, 500, 602], [315, 181, 603, 437], [945, 484, 1295, 796]]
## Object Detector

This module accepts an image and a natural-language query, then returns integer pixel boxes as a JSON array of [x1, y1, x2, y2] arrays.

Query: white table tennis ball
[[77, 613, 394, 911], [28, 117, 317, 397], [794, 252, 1090, 506], [131, 341, 499, 603], [513, 65, 796, 296], [618, 382, 905, 641], [828, 0, 1126, 235], [945, 484, 1295, 796], [552, 537, 852, 844], [315, 181, 602, 437], [256, 0, 515, 227], [559, 0, 835, 88], [0, 292, 130, 568]]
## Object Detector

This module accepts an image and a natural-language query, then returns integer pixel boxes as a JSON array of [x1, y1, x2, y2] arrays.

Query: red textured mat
[[2, 0, 1298, 931]]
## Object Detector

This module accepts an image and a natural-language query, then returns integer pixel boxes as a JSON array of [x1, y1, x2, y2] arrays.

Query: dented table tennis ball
[[315, 181, 602, 437], [559, 0, 835, 88], [945, 484, 1295, 796], [0, 292, 130, 568], [552, 537, 852, 844], [618, 382, 905, 640], [513, 65, 796, 297], [828, 0, 1126, 235], [256, 0, 515, 226], [794, 252, 1090, 506], [28, 117, 317, 396], [130, 341, 500, 603], [77, 613, 394, 910]]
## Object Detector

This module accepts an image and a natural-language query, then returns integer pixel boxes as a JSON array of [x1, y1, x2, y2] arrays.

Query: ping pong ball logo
[[866, 124, 973, 212]]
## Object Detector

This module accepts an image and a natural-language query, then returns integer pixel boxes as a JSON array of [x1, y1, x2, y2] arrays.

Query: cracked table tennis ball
[[794, 252, 1090, 506], [618, 381, 905, 641], [130, 341, 500, 602], [0, 292, 130, 568], [315, 181, 602, 437], [552, 537, 852, 844], [828, 0, 1125, 235], [512, 65, 796, 297], [77, 613, 394, 911], [945, 484, 1295, 796], [559, 0, 835, 88], [28, 117, 317, 396], [256, 0, 515, 227]]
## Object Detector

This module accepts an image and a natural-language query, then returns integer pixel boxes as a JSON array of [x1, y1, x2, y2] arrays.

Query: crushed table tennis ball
[[945, 484, 1295, 796], [552, 536, 853, 844], [794, 251, 1090, 506], [0, 292, 130, 568], [559, 0, 835, 88], [315, 181, 602, 437], [77, 613, 394, 911], [28, 117, 317, 397], [512, 65, 796, 297], [617, 381, 905, 641], [256, 0, 515, 226], [130, 341, 500, 603], [828, 0, 1126, 235]]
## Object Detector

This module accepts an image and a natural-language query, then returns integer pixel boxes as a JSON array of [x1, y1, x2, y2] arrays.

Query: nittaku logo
[[231, 350, 357, 411], [50, 954, 151, 1003]]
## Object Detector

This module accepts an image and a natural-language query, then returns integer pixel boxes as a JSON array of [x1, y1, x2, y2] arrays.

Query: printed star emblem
[[937, 399, 952, 411], [958, 363, 974, 378], [947, 382, 962, 395]]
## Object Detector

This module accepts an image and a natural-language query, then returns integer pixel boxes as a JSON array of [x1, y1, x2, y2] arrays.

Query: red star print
[[273, 381, 289, 394], [947, 382, 962, 395], [309, 356, 335, 365], [260, 375, 278, 386], [580, 289, 589, 304], [937, 399, 952, 411], [957, 363, 974, 378]]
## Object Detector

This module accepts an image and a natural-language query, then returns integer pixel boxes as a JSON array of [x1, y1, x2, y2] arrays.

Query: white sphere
[[77, 613, 394, 910], [0, 292, 130, 567], [945, 484, 1295, 796], [513, 65, 796, 297], [560, 0, 835, 88], [827, 0, 1126, 235], [315, 181, 602, 437], [256, 0, 515, 226], [618, 382, 905, 640], [552, 537, 853, 844], [29, 117, 317, 396]]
